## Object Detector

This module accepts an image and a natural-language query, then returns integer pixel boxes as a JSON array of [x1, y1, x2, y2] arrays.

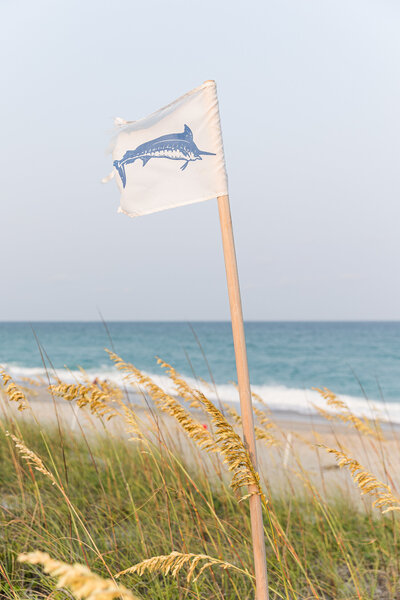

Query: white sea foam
[[2, 363, 400, 424]]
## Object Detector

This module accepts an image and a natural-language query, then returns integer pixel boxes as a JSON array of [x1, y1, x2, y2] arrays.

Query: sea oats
[[0, 370, 29, 411], [108, 351, 263, 501], [157, 357, 202, 408], [223, 403, 242, 426], [251, 389, 269, 408], [107, 351, 217, 451], [253, 407, 280, 447], [49, 380, 119, 420], [6, 433, 56, 485], [320, 445, 400, 513], [225, 403, 280, 447], [194, 390, 264, 501], [19, 552, 139, 600], [117, 551, 252, 584], [313, 387, 383, 440]]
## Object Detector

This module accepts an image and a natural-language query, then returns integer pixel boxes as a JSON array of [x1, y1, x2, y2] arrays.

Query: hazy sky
[[1, 0, 399, 321]]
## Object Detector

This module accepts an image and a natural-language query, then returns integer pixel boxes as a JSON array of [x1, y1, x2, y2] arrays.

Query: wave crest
[[1, 363, 398, 424]]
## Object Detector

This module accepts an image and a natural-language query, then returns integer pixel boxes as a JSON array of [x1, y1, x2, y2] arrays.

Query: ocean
[[1, 321, 400, 421]]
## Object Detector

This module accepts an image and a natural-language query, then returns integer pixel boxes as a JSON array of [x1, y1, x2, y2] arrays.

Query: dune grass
[[1, 357, 400, 599]]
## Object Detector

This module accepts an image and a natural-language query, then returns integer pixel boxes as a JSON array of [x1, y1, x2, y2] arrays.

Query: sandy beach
[[3, 384, 399, 508]]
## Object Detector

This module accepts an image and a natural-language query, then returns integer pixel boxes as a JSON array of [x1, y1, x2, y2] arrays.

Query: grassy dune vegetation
[[1, 353, 400, 599]]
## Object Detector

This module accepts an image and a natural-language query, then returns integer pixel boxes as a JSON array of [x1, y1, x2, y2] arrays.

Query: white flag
[[103, 81, 228, 218]]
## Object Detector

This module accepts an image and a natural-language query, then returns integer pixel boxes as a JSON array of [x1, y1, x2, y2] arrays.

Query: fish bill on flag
[[103, 80, 228, 218]]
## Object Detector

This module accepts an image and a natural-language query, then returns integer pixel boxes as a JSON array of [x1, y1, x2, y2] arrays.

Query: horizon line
[[1, 319, 400, 324]]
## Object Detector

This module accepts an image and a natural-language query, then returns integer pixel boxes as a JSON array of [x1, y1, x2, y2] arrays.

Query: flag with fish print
[[103, 81, 228, 218]]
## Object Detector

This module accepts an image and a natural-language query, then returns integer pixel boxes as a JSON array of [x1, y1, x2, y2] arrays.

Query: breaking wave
[[2, 363, 399, 424]]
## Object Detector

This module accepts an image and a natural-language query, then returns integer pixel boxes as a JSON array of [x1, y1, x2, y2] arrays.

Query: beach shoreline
[[8, 383, 400, 432], [3, 384, 400, 506]]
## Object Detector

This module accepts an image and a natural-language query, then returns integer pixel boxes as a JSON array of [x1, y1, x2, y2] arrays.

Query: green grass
[[1, 414, 400, 600]]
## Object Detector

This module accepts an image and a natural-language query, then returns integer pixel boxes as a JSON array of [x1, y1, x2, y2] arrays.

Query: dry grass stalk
[[117, 402, 143, 442], [116, 551, 252, 584], [49, 380, 119, 420], [251, 389, 270, 409], [223, 403, 242, 426], [315, 387, 347, 410], [225, 404, 280, 447], [0, 370, 29, 411], [157, 357, 202, 408], [18, 551, 139, 600], [254, 426, 280, 447], [108, 351, 263, 501], [6, 432, 57, 485], [230, 383, 279, 445], [253, 407, 281, 447], [253, 407, 274, 430], [320, 445, 400, 513], [313, 387, 383, 440], [78, 368, 124, 403], [107, 351, 217, 451], [194, 390, 264, 501]]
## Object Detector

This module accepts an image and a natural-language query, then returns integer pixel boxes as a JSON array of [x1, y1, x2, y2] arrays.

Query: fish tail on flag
[[102, 80, 228, 218]]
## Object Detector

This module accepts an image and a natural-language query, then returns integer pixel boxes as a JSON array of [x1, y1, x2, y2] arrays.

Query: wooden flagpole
[[217, 194, 269, 600]]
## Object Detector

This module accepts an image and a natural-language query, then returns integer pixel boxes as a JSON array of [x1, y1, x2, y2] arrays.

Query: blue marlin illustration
[[113, 124, 215, 188]]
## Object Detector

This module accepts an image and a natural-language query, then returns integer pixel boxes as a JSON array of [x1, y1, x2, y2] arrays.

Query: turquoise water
[[1, 321, 400, 418]]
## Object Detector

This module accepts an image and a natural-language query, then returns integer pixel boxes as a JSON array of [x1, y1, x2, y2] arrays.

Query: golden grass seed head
[[116, 551, 252, 584], [18, 552, 139, 600]]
